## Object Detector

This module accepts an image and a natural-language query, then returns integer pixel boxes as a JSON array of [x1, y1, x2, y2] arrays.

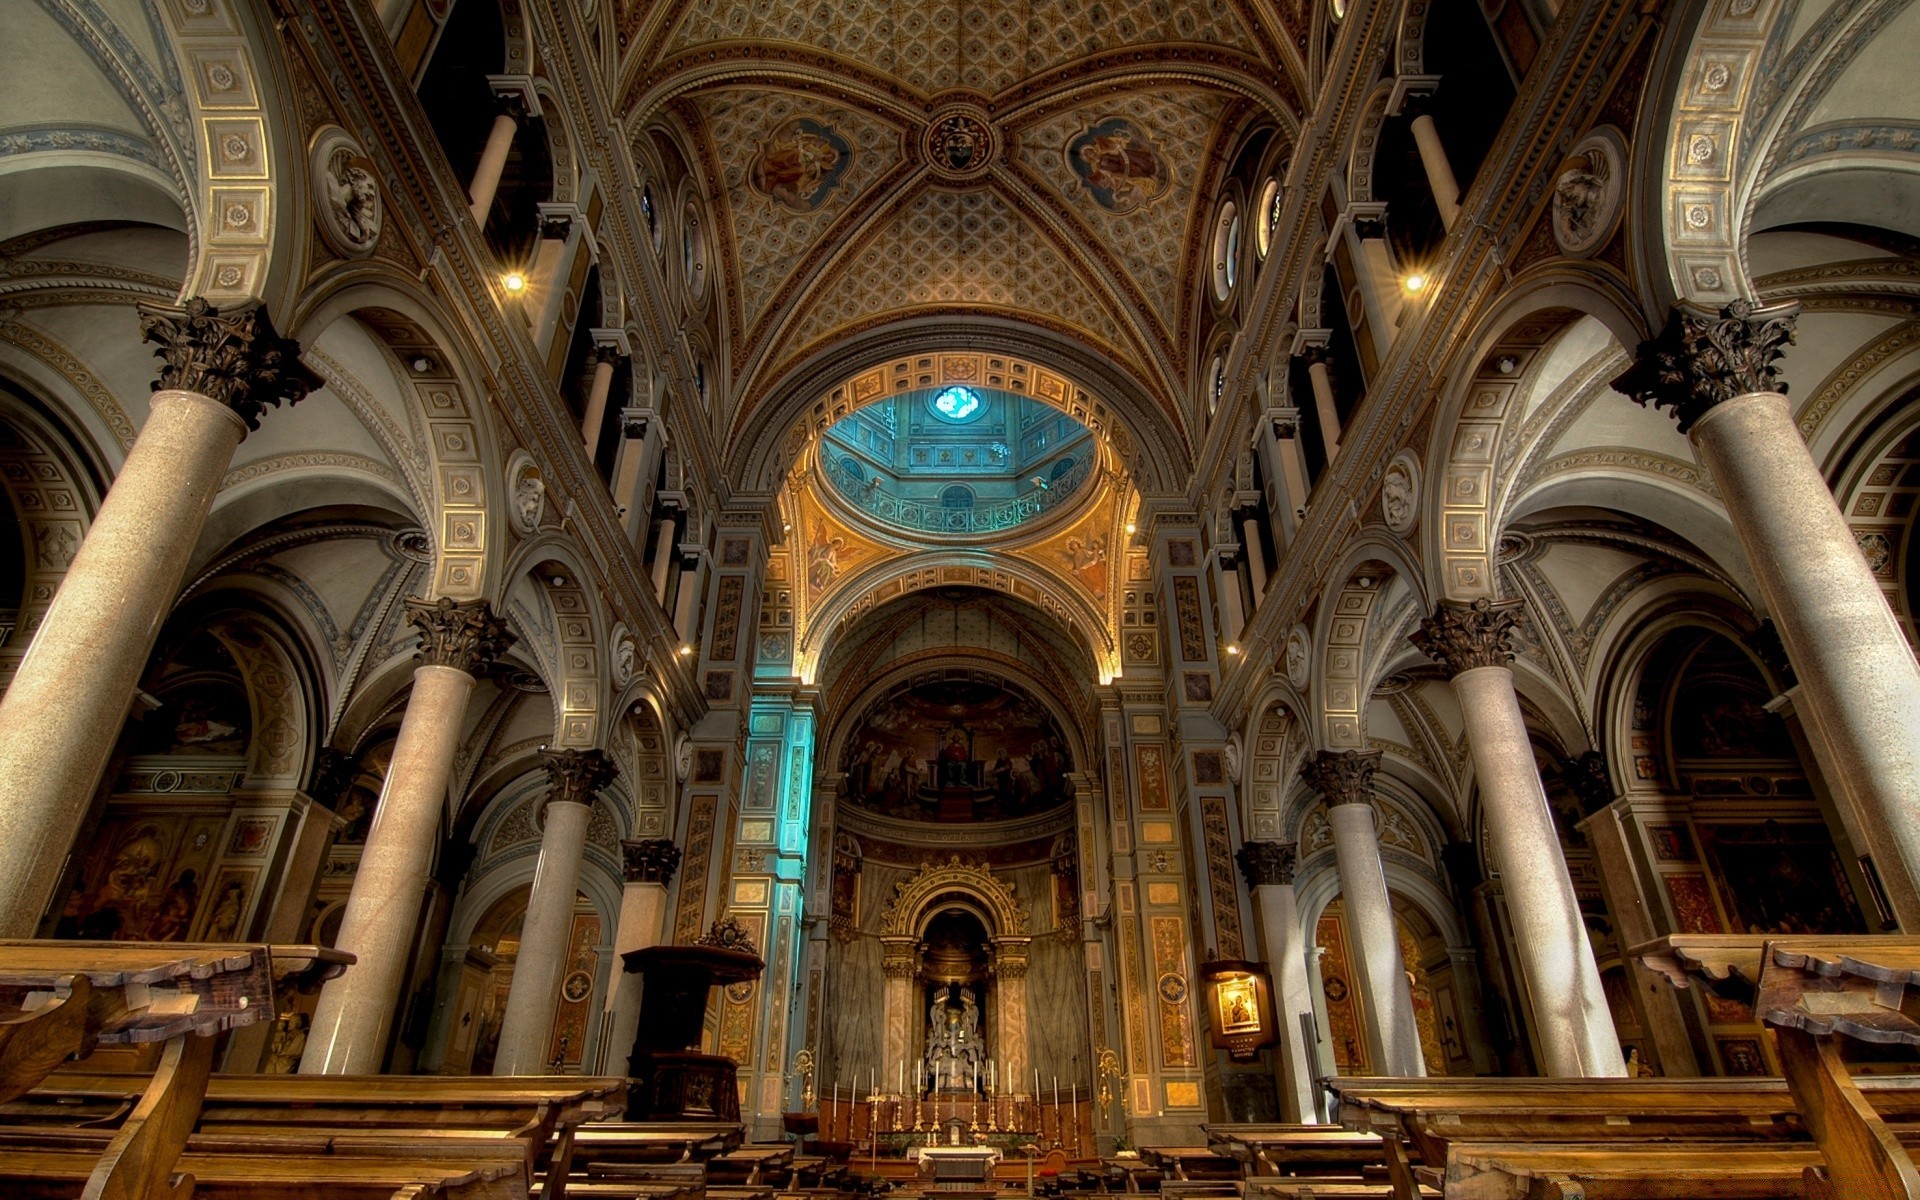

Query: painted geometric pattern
[[1017, 89, 1228, 330], [781, 188, 1135, 358], [664, 0, 1261, 98], [695, 90, 904, 331]]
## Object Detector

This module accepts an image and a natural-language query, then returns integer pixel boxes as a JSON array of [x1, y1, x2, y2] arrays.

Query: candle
[[870, 1067, 876, 1098], [898, 1061, 904, 1095]]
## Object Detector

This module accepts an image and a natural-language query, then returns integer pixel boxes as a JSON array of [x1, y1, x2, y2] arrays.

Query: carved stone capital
[[138, 297, 321, 431], [1411, 598, 1524, 677], [1611, 298, 1799, 434], [541, 747, 618, 808], [1299, 749, 1381, 809], [1294, 342, 1334, 368], [1235, 840, 1298, 889], [621, 837, 681, 885], [881, 936, 920, 978], [991, 938, 1031, 981], [406, 596, 514, 674]]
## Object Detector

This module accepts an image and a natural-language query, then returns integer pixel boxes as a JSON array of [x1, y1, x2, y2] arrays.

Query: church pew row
[[0, 1145, 528, 1199], [1, 1070, 629, 1200], [1326, 1075, 1920, 1199]]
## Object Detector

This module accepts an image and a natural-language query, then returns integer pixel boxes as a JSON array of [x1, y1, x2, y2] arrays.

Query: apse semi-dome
[[818, 385, 1095, 538]]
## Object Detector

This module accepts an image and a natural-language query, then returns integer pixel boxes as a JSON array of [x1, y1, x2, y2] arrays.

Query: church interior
[[1, 0, 1919, 1196]]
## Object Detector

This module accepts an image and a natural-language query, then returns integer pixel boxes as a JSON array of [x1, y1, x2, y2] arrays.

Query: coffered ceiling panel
[[660, 0, 1265, 98], [776, 187, 1146, 375], [692, 90, 907, 332], [1013, 88, 1233, 335]]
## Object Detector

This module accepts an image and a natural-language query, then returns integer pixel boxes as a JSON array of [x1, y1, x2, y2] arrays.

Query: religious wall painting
[[839, 678, 1072, 821], [130, 682, 251, 757], [57, 812, 227, 942], [750, 118, 853, 213], [1696, 823, 1864, 936], [1172, 576, 1206, 661], [1315, 905, 1369, 1073], [196, 865, 258, 942], [1135, 744, 1169, 811], [710, 576, 745, 661], [1065, 117, 1172, 214]]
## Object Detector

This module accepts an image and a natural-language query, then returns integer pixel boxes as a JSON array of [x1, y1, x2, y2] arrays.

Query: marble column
[[468, 87, 527, 226], [1301, 751, 1425, 1076], [0, 298, 317, 937], [1298, 345, 1342, 464], [1404, 96, 1462, 230], [1615, 300, 1920, 927], [605, 837, 682, 1072], [1237, 841, 1320, 1121], [495, 747, 618, 1075], [579, 342, 622, 459], [1238, 515, 1270, 596], [991, 937, 1032, 1094], [1412, 601, 1624, 1077], [302, 597, 513, 1074], [881, 937, 918, 1083]]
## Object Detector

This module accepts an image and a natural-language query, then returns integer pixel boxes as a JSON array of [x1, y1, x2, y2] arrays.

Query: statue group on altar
[[923, 984, 983, 1092]]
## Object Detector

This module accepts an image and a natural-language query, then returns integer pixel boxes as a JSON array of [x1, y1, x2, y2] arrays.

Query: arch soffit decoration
[[291, 283, 511, 601], [1312, 541, 1429, 750], [879, 857, 1030, 939], [732, 326, 1187, 496], [799, 550, 1117, 684], [503, 536, 611, 751]]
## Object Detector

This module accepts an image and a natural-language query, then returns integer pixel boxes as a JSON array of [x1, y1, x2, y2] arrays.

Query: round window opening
[[930, 385, 985, 423], [1212, 201, 1242, 302], [1256, 179, 1281, 260]]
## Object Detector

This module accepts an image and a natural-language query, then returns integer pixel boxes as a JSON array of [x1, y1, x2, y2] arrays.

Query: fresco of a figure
[[840, 679, 1072, 821], [751, 118, 853, 213], [1066, 117, 1171, 213]]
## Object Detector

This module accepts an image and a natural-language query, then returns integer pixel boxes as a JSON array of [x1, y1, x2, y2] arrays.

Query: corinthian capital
[[406, 595, 515, 674], [1299, 749, 1380, 809], [1411, 598, 1523, 677], [1235, 840, 1297, 889], [541, 747, 618, 808], [622, 837, 682, 885], [1611, 298, 1799, 433], [138, 297, 321, 430]]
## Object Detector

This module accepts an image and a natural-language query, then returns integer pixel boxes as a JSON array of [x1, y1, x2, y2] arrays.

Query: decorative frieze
[[621, 837, 682, 885], [1410, 598, 1524, 677], [138, 297, 321, 429], [406, 596, 514, 674], [1298, 749, 1381, 809], [1612, 299, 1800, 433], [1235, 840, 1298, 889]]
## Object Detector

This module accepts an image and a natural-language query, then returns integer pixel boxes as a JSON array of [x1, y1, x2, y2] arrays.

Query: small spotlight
[[502, 271, 528, 294], [1125, 522, 1138, 535], [549, 574, 568, 587], [1401, 272, 1428, 295], [1226, 643, 1241, 656], [410, 356, 433, 374], [677, 643, 694, 657], [1496, 355, 1518, 375]]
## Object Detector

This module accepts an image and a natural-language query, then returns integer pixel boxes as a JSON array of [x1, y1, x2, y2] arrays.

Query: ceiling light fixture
[[677, 643, 694, 657], [502, 271, 528, 294], [1401, 271, 1428, 295]]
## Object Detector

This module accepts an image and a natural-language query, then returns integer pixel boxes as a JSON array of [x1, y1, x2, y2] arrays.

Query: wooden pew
[[0, 940, 349, 1200], [1136, 1144, 1244, 1181], [705, 1144, 794, 1185], [1204, 1124, 1386, 1178]]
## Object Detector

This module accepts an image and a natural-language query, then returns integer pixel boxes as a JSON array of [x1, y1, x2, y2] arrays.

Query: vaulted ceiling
[[615, 0, 1307, 458]]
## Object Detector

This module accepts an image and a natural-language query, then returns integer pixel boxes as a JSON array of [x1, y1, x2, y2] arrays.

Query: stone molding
[[1235, 840, 1298, 888], [541, 747, 619, 809], [1411, 598, 1524, 677], [621, 836, 682, 885], [1612, 299, 1800, 434], [406, 596, 515, 674], [1299, 748, 1381, 809], [880, 936, 920, 978], [138, 297, 321, 431]]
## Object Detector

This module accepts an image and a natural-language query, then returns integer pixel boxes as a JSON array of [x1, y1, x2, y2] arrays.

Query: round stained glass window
[[930, 385, 985, 423]]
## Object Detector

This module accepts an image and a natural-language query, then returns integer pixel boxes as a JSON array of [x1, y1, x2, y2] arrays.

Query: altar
[[914, 1144, 1002, 1189]]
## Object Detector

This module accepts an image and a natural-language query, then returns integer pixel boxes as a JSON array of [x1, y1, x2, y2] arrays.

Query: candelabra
[[794, 1049, 816, 1111]]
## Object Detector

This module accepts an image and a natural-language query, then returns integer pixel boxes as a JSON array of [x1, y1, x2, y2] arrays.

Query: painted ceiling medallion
[[751, 117, 853, 213], [1066, 116, 1171, 213], [922, 103, 998, 182]]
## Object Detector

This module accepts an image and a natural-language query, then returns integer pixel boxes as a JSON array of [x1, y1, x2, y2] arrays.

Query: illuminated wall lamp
[[1198, 958, 1280, 1062]]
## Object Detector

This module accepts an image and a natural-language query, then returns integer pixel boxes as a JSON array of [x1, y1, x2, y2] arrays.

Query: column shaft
[[1216, 561, 1246, 642], [1692, 391, 1920, 923], [580, 356, 616, 458], [495, 798, 593, 1074], [650, 517, 676, 602], [604, 881, 670, 1071], [468, 111, 518, 226], [1239, 517, 1269, 595], [1306, 360, 1342, 464], [1453, 666, 1623, 1076], [1410, 114, 1462, 230], [302, 663, 475, 1073], [1355, 237, 1405, 339], [0, 391, 245, 935], [1327, 804, 1425, 1076], [1254, 884, 1320, 1121]]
